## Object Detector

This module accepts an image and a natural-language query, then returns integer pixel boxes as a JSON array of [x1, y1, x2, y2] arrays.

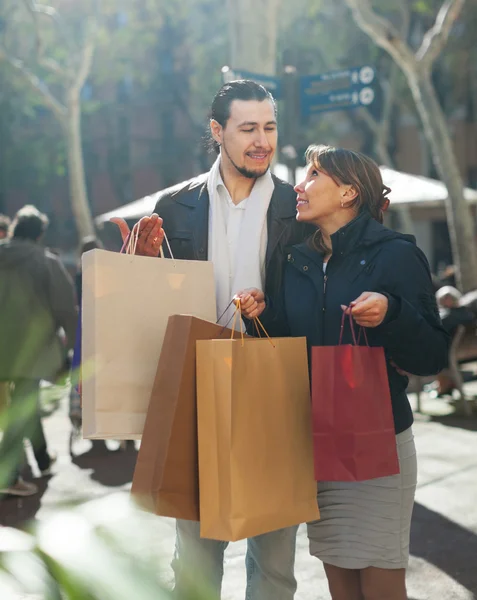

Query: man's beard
[[222, 142, 270, 179]]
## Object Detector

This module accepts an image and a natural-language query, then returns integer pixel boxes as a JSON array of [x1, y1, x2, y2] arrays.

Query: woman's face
[[294, 163, 349, 224]]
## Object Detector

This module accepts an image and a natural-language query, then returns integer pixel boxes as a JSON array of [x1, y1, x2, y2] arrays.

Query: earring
[[340, 200, 345, 208]]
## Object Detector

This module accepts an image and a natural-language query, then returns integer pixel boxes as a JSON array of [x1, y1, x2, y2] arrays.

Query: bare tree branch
[[0, 47, 67, 122], [381, 2, 411, 135], [399, 0, 412, 48], [70, 24, 96, 97], [416, 0, 466, 70], [356, 1, 411, 166], [22, 0, 75, 53], [20, 0, 73, 79], [344, 0, 416, 73]]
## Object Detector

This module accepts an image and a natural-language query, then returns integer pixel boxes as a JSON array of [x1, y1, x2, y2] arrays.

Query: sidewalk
[[1, 389, 477, 600]]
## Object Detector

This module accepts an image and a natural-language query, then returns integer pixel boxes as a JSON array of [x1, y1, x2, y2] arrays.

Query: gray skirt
[[307, 427, 417, 570]]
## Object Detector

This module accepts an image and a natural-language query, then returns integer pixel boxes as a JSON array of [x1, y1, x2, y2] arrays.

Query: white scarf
[[207, 156, 274, 327]]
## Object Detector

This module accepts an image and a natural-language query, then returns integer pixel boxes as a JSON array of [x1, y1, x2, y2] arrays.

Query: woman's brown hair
[[305, 145, 391, 253]]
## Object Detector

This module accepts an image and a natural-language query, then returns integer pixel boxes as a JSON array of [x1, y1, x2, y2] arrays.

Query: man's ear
[[210, 119, 223, 146]]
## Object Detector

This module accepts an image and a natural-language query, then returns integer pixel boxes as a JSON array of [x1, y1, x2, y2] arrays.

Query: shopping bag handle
[[216, 299, 275, 347], [339, 309, 369, 347], [120, 217, 175, 261], [231, 299, 245, 346], [252, 315, 275, 347]]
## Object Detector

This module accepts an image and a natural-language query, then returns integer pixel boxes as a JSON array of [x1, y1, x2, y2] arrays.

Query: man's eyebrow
[[237, 120, 277, 127]]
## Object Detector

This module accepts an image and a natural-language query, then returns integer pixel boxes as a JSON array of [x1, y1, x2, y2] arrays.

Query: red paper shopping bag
[[311, 313, 400, 482]]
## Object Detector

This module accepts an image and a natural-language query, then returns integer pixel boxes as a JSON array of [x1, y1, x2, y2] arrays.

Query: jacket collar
[[292, 210, 415, 262], [270, 175, 297, 218], [172, 173, 209, 208], [329, 210, 372, 256], [173, 171, 296, 216]]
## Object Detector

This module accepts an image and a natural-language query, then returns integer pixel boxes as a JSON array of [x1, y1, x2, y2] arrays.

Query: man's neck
[[219, 159, 257, 206]]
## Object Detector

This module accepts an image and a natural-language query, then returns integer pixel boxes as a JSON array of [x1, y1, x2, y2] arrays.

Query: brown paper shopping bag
[[132, 315, 242, 520], [196, 334, 320, 542], [81, 248, 216, 439]]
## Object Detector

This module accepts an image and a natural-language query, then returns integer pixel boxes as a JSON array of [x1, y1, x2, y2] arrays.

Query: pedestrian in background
[[0, 205, 77, 497]]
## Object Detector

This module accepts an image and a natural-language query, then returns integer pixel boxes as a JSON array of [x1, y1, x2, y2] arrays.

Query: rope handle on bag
[[216, 298, 275, 347], [120, 216, 175, 264], [339, 308, 369, 347], [231, 299, 245, 346]]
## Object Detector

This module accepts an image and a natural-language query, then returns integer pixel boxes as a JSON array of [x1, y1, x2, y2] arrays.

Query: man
[[0, 214, 11, 240], [0, 205, 77, 497], [113, 80, 314, 600], [436, 286, 474, 337], [431, 285, 474, 396]]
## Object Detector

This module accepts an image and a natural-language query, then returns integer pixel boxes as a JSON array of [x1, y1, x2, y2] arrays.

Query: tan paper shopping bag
[[196, 335, 320, 542], [81, 250, 216, 439], [132, 315, 243, 520]]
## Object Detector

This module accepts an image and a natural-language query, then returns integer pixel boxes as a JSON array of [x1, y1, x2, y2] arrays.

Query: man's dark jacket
[[152, 172, 315, 298]]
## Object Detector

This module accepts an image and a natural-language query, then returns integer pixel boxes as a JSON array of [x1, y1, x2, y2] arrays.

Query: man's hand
[[341, 292, 389, 328], [110, 213, 165, 257], [235, 288, 266, 320]]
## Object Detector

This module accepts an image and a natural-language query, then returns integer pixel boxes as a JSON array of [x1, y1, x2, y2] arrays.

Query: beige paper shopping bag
[[196, 335, 320, 542], [132, 315, 243, 520], [82, 249, 216, 439]]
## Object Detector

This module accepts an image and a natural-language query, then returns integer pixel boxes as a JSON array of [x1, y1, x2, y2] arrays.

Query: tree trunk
[[405, 70, 477, 291], [64, 93, 95, 239], [368, 122, 415, 236], [227, 0, 278, 75]]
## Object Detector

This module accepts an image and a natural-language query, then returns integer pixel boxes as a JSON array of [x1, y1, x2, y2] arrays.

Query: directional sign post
[[300, 65, 376, 117]]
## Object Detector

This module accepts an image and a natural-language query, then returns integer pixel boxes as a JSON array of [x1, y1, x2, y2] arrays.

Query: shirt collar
[[216, 169, 249, 209]]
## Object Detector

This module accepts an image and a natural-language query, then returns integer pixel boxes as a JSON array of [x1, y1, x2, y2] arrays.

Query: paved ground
[[1, 385, 477, 600]]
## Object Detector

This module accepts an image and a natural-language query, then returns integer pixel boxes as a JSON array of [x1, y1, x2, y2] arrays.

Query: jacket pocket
[[164, 229, 194, 260]]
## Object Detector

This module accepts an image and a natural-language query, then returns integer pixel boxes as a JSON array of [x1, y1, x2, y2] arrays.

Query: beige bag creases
[[81, 249, 216, 439], [196, 335, 320, 542]]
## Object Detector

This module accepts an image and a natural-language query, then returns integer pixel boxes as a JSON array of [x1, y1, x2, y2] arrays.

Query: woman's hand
[[342, 292, 389, 328], [234, 288, 266, 320], [110, 214, 165, 257]]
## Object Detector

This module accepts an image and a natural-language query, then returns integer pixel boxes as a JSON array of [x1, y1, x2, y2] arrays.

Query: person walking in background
[[112, 80, 314, 600], [239, 145, 448, 600], [0, 214, 11, 240], [0, 205, 77, 497], [69, 236, 103, 439]]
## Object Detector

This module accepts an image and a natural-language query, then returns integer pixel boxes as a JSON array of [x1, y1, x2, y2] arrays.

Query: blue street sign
[[300, 66, 376, 116], [301, 87, 376, 116], [229, 69, 282, 100]]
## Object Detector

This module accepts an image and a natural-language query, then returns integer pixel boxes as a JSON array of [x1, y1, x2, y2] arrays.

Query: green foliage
[[0, 496, 176, 599]]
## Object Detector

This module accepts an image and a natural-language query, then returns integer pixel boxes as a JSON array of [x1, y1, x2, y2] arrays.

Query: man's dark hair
[[11, 205, 49, 241], [207, 80, 277, 153], [0, 214, 11, 237]]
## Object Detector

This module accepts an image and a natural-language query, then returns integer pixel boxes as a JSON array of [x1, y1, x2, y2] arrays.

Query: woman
[[238, 145, 449, 600]]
